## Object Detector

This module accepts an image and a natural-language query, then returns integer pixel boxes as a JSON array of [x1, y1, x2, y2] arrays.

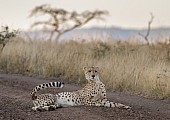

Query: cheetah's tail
[[31, 81, 64, 100]]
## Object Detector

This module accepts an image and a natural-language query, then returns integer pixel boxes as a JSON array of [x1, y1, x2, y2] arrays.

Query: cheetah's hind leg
[[32, 105, 57, 112], [32, 106, 45, 112], [40, 105, 57, 111]]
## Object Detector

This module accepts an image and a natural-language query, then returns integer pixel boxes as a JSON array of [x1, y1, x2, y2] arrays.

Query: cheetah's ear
[[95, 66, 99, 71], [83, 67, 87, 71]]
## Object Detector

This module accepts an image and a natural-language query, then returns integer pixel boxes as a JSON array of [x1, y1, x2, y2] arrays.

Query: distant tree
[[0, 26, 18, 49], [29, 4, 108, 42], [139, 13, 154, 45]]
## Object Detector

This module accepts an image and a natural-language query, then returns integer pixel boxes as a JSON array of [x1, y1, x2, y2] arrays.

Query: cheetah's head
[[83, 66, 100, 81]]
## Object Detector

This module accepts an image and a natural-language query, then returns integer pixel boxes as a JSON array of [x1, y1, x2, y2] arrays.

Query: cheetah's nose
[[92, 75, 95, 78]]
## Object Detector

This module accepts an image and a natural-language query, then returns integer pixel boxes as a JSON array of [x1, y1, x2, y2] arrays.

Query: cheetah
[[31, 67, 130, 111]]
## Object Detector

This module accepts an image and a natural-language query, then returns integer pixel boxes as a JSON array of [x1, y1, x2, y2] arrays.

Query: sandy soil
[[0, 73, 170, 120]]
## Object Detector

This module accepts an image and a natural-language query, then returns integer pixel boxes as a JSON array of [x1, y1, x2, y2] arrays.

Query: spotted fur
[[31, 81, 64, 111]]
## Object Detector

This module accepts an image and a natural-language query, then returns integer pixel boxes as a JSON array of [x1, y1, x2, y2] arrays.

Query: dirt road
[[0, 73, 170, 120]]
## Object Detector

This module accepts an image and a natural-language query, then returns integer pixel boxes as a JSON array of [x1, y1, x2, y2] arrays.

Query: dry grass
[[0, 38, 170, 98]]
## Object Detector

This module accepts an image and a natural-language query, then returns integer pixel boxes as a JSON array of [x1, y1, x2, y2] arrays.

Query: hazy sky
[[0, 0, 170, 30]]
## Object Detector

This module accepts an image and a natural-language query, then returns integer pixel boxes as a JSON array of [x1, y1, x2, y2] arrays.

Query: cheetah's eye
[[88, 70, 91, 72], [95, 70, 97, 72]]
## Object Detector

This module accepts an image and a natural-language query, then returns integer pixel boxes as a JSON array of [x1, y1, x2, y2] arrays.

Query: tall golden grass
[[0, 38, 170, 98]]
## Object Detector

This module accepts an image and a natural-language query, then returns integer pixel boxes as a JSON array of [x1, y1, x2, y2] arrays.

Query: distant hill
[[25, 26, 170, 42]]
